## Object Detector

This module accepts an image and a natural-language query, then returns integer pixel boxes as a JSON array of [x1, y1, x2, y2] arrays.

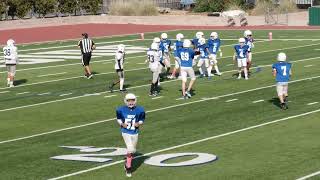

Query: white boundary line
[[49, 107, 320, 180], [1, 75, 320, 145], [38, 72, 67, 77], [0, 40, 318, 90], [296, 171, 320, 180]]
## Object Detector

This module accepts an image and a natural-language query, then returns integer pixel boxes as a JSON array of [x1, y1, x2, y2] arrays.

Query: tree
[[7, 0, 32, 19], [0, 1, 6, 20], [34, 0, 57, 17], [79, 0, 101, 15], [58, 0, 78, 15]]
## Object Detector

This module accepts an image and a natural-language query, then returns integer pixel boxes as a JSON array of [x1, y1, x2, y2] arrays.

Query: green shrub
[[109, 0, 158, 16], [34, 0, 57, 17]]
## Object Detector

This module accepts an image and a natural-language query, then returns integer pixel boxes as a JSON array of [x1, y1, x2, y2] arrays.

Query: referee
[[78, 33, 96, 79]]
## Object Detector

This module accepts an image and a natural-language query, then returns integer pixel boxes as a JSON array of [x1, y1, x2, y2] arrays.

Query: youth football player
[[169, 33, 184, 79], [272, 52, 292, 110], [159, 33, 172, 76], [147, 43, 162, 96], [244, 30, 254, 72], [109, 44, 126, 93], [234, 38, 250, 80], [197, 37, 210, 78], [3, 39, 18, 87], [207, 32, 222, 77], [116, 93, 145, 177], [177, 39, 196, 99]]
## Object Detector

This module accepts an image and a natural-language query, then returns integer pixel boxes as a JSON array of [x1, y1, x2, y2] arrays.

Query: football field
[[0, 30, 320, 180]]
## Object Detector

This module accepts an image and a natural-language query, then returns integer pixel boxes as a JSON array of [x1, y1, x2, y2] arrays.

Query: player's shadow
[[268, 97, 281, 108], [15, 79, 27, 86], [131, 153, 149, 174]]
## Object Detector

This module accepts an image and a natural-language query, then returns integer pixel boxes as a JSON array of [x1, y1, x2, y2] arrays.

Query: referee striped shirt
[[78, 38, 95, 54]]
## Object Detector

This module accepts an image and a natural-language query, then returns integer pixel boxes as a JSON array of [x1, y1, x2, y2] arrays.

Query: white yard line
[[253, 99, 264, 103], [304, 65, 313, 68], [225, 98, 238, 102], [1, 75, 320, 145], [307, 102, 318, 106], [0, 91, 9, 94], [16, 91, 30, 95], [104, 95, 117, 98], [38, 92, 51, 96], [38, 72, 67, 77], [296, 171, 320, 180], [49, 107, 320, 180], [152, 96, 163, 100], [59, 93, 73, 97]]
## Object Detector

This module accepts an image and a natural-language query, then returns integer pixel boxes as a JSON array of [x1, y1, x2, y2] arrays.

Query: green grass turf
[[0, 30, 319, 180]]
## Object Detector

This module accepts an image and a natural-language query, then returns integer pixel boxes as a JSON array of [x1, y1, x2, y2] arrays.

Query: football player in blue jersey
[[244, 30, 254, 72], [234, 38, 250, 80], [178, 39, 196, 99], [197, 37, 210, 78], [272, 52, 292, 110], [192, 31, 204, 61], [116, 93, 145, 177], [207, 32, 222, 77], [169, 33, 184, 79], [159, 33, 172, 76]]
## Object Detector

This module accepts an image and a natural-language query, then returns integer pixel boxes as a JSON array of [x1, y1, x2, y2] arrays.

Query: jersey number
[[239, 49, 244, 58], [181, 52, 189, 61], [148, 55, 155, 63], [281, 66, 287, 76], [3, 49, 11, 56], [125, 118, 136, 130]]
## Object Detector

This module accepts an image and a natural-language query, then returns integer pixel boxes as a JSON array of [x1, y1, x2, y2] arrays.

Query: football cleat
[[186, 91, 192, 98], [87, 74, 93, 79], [120, 89, 127, 93]]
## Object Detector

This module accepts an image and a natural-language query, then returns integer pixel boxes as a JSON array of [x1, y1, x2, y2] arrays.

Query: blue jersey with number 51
[[272, 62, 292, 82], [116, 106, 145, 134], [178, 48, 195, 67]]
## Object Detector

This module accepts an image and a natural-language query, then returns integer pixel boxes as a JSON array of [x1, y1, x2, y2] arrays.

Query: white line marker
[[226, 99, 238, 102], [102, 62, 113, 64], [84, 93, 101, 96], [314, 49, 320, 50], [104, 95, 117, 98], [307, 102, 318, 106], [38, 92, 51, 96], [0, 75, 319, 144], [38, 72, 67, 77], [296, 170, 320, 180], [137, 62, 146, 65], [16, 92, 30, 95], [253, 100, 264, 103], [60, 93, 73, 97], [49, 107, 320, 180], [226, 64, 234, 66], [0, 91, 9, 94], [152, 96, 163, 100], [304, 65, 313, 68], [176, 97, 185, 100]]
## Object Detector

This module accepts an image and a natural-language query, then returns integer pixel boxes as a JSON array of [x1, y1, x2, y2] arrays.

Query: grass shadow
[[268, 97, 281, 108], [15, 79, 27, 86]]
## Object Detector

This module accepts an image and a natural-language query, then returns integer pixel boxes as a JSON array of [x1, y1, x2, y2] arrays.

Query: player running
[[197, 37, 210, 78], [159, 33, 172, 76], [168, 33, 184, 79], [272, 52, 292, 110], [177, 39, 196, 99], [207, 32, 222, 77], [3, 39, 19, 87], [234, 38, 250, 80], [147, 43, 162, 96], [116, 93, 145, 177], [244, 30, 254, 72], [109, 44, 126, 93]]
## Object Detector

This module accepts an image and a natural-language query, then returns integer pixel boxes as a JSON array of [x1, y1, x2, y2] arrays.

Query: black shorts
[[81, 53, 92, 66]]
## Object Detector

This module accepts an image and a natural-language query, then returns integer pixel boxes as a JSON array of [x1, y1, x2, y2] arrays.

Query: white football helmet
[[117, 44, 125, 52], [239, 38, 246, 43], [277, 52, 287, 62], [151, 43, 158, 50], [7, 39, 15, 47], [161, 33, 168, 39], [124, 93, 137, 108], [153, 37, 160, 44], [244, 30, 252, 37], [199, 38, 206, 45], [210, 32, 218, 39], [183, 39, 191, 48], [176, 33, 184, 41], [196, 31, 204, 39]]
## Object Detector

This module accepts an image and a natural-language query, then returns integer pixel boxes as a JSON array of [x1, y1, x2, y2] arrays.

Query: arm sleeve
[[116, 109, 124, 125], [138, 109, 145, 124]]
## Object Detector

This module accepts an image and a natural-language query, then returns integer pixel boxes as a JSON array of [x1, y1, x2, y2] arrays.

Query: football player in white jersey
[[109, 44, 126, 93], [147, 43, 162, 96], [244, 30, 254, 72], [3, 39, 19, 87]]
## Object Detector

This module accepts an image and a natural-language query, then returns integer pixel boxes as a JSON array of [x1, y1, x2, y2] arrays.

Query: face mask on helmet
[[124, 93, 137, 108]]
